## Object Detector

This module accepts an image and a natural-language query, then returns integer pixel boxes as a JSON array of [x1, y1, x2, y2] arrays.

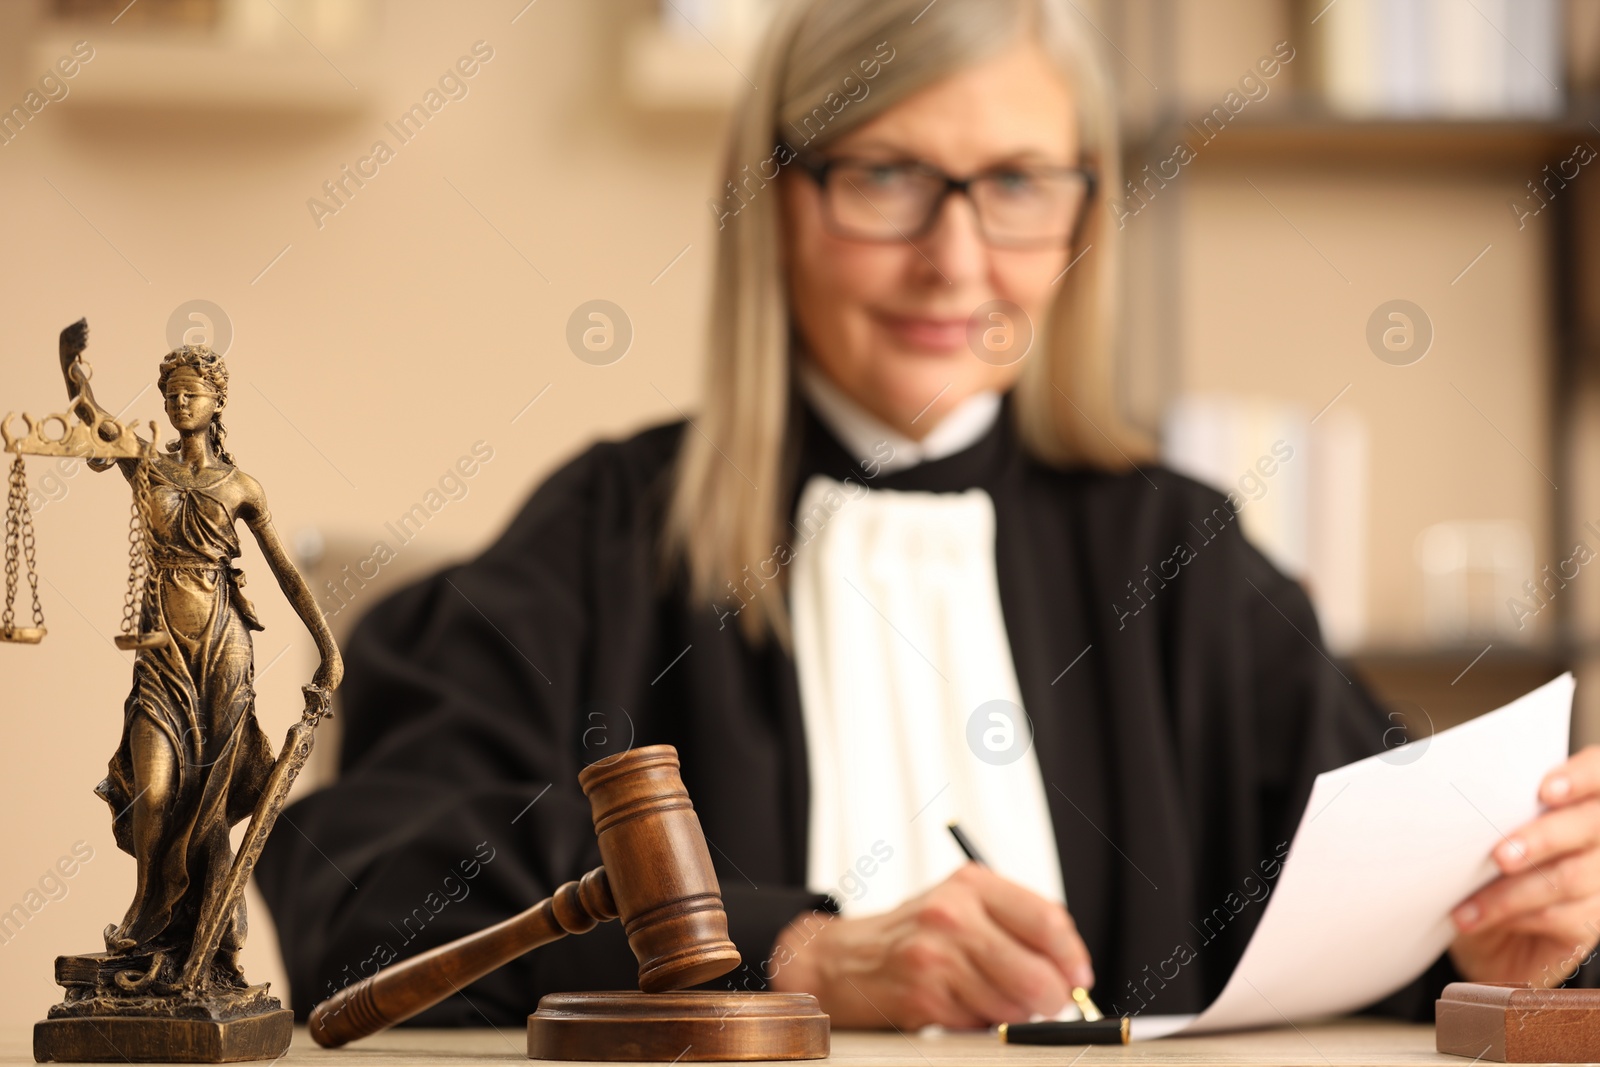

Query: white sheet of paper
[[1126, 672, 1575, 1041]]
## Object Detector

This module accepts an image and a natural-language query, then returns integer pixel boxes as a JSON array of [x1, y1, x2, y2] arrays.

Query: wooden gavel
[[308, 745, 743, 1047]]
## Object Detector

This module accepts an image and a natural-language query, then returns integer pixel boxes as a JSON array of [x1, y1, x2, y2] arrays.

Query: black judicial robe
[[257, 394, 1469, 1025]]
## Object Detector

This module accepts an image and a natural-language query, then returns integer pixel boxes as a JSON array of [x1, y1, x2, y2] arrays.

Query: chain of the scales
[[114, 441, 170, 652], [1, 452, 46, 644]]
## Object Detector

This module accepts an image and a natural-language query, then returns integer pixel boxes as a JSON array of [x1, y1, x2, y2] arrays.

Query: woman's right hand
[[767, 863, 1093, 1029]]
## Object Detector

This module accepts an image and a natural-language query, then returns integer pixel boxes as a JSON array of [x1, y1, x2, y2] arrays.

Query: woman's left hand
[[1448, 744, 1600, 987]]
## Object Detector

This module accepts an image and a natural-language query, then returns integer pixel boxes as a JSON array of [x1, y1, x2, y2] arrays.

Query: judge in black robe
[[258, 391, 1486, 1026]]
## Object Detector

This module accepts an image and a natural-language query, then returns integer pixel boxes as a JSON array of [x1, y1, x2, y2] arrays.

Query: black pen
[[947, 821, 986, 866], [1000, 1019, 1130, 1045], [945, 822, 1119, 1038]]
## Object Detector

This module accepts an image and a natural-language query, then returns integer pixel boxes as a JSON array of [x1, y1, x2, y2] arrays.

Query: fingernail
[[1454, 902, 1480, 928], [1072, 965, 1095, 989], [1546, 776, 1571, 801], [1497, 838, 1528, 868]]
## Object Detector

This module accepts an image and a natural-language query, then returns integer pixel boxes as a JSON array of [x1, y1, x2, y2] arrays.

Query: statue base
[[34, 1010, 293, 1063], [34, 952, 292, 1063], [527, 991, 830, 1061]]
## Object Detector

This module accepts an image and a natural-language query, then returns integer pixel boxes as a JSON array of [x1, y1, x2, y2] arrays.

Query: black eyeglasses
[[797, 154, 1098, 250]]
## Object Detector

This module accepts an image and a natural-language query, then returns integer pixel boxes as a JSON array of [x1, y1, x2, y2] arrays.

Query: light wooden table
[[3, 1018, 1487, 1067]]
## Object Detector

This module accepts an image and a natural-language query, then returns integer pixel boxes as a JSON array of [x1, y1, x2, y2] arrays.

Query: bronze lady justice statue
[[31, 321, 342, 1061]]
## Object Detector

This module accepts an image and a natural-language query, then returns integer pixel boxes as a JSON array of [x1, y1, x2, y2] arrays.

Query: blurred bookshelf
[[24, 0, 375, 114], [1348, 641, 1591, 733], [1115, 0, 1600, 742], [1125, 105, 1600, 169]]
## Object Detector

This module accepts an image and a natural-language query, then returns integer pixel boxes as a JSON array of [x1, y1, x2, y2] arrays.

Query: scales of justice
[[7, 320, 343, 1064]]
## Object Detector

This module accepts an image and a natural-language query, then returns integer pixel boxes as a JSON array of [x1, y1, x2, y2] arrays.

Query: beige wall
[[0, 0, 721, 1027]]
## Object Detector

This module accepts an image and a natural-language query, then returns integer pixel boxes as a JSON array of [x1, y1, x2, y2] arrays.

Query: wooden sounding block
[[1437, 982, 1600, 1062], [528, 992, 828, 1061]]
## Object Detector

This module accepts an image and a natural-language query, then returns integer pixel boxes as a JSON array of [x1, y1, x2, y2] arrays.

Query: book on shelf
[[1313, 0, 1564, 119]]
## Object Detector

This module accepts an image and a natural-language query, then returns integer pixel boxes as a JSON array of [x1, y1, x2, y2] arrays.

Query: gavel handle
[[308, 865, 617, 1047]]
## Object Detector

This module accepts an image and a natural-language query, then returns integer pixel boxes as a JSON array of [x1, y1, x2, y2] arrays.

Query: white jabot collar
[[795, 359, 1002, 476], [790, 476, 1067, 916]]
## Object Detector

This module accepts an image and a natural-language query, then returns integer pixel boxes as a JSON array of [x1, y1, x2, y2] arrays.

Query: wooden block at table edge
[[1437, 982, 1600, 1062], [528, 991, 829, 1062]]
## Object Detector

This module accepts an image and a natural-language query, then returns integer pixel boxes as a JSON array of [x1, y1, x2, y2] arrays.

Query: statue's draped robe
[[97, 463, 275, 963]]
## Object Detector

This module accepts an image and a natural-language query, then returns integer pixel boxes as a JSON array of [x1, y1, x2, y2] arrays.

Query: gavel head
[[578, 745, 743, 993]]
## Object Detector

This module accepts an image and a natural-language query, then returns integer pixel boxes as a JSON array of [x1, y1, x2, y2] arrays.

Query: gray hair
[[664, 0, 1151, 645]]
